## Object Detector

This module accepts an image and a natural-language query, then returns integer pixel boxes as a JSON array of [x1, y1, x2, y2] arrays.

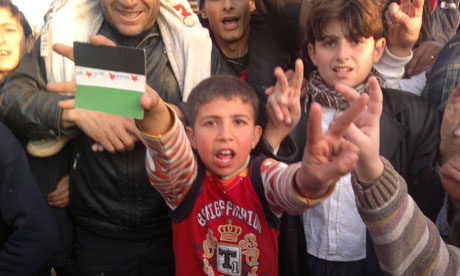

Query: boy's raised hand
[[385, 0, 423, 57], [295, 93, 369, 198], [264, 59, 304, 150], [337, 77, 384, 182], [135, 85, 172, 135]]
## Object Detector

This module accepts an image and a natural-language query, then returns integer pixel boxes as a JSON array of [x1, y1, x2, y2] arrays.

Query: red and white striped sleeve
[[139, 106, 197, 210], [260, 158, 335, 216]]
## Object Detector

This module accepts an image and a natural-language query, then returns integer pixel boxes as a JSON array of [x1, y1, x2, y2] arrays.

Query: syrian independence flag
[[74, 42, 146, 119]]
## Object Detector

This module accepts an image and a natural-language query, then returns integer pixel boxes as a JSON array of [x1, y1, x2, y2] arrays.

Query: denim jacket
[[423, 31, 460, 118]]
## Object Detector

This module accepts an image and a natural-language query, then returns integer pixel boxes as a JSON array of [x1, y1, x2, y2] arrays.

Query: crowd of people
[[1, 0, 460, 275]]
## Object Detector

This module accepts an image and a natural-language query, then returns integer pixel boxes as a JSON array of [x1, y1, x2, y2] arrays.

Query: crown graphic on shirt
[[218, 219, 242, 242]]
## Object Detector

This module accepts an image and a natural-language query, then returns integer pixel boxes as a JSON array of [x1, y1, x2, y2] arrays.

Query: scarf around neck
[[305, 69, 384, 111]]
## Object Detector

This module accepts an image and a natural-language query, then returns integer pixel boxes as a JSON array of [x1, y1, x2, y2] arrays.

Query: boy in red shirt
[[135, 72, 368, 275]]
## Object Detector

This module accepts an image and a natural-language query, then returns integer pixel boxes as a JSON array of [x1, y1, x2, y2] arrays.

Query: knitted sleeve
[[351, 157, 460, 275], [140, 105, 197, 210]]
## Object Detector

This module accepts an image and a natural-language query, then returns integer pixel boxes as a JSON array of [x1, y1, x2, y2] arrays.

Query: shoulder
[[382, 88, 436, 116]]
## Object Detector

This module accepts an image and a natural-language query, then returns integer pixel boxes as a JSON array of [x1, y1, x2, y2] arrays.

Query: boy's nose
[[223, 0, 235, 11], [217, 122, 235, 141], [336, 44, 351, 61]]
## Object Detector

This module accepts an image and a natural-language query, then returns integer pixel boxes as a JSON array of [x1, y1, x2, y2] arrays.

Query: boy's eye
[[234, 119, 247, 125], [203, 120, 217, 126], [322, 40, 335, 47], [351, 38, 363, 45]]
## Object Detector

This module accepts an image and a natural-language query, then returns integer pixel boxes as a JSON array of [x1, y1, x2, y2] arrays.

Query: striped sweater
[[140, 111, 333, 214], [351, 157, 460, 275]]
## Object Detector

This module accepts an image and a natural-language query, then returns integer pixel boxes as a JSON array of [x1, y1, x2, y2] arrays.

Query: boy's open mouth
[[215, 149, 235, 166], [0, 50, 10, 56], [222, 16, 239, 29]]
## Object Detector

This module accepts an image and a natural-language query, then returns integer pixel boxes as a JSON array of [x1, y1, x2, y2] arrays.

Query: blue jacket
[[0, 122, 58, 275]]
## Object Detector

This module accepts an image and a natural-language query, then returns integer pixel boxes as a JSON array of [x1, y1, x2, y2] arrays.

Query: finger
[[335, 84, 360, 103], [267, 97, 285, 122], [411, 0, 424, 12], [306, 103, 323, 146], [292, 59, 304, 97], [90, 35, 117, 47], [58, 99, 76, 109], [386, 3, 402, 25], [48, 189, 69, 203], [366, 77, 383, 117], [344, 122, 365, 146], [52, 43, 74, 61], [274, 67, 289, 98], [47, 81, 76, 93], [407, 47, 425, 75], [384, 8, 394, 25], [49, 197, 70, 208], [265, 86, 274, 96], [321, 141, 359, 177], [329, 94, 369, 138]]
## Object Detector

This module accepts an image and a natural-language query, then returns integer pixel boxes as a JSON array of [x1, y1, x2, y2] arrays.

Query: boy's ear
[[25, 35, 35, 54], [373, 37, 386, 64], [251, 125, 263, 149], [307, 43, 318, 66], [185, 126, 197, 149]]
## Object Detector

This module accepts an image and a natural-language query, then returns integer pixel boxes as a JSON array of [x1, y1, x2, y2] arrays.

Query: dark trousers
[[75, 227, 175, 276]]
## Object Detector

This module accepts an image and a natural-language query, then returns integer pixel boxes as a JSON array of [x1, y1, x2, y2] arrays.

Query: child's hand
[[295, 93, 369, 198], [336, 77, 384, 182], [135, 85, 171, 135], [264, 59, 304, 150]]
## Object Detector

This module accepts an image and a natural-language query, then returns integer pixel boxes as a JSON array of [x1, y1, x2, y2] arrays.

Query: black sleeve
[[0, 123, 59, 275]]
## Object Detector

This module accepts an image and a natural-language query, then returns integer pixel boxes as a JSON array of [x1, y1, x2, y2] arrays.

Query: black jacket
[[272, 89, 445, 276], [0, 123, 59, 275]]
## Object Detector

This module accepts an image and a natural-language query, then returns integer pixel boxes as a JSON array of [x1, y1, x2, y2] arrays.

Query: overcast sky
[[13, 0, 54, 30]]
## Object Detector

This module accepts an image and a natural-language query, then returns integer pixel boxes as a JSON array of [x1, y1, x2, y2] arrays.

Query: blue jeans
[[423, 31, 460, 119]]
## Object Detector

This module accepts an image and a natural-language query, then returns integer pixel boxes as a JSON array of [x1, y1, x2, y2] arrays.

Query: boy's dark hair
[[0, 0, 33, 38], [187, 75, 259, 126], [306, 0, 385, 45]]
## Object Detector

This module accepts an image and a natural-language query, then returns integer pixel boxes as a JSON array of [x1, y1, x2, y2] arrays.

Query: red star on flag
[[131, 75, 138, 82], [109, 73, 116, 80], [85, 71, 93, 78]]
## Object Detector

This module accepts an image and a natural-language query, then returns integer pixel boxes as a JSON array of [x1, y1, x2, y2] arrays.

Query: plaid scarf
[[305, 69, 384, 111]]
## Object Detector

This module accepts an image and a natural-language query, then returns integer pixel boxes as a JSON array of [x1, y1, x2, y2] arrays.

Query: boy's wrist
[[294, 170, 334, 199], [355, 158, 384, 184]]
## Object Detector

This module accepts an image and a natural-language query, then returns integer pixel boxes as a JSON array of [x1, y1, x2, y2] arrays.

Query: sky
[[13, 0, 54, 31]]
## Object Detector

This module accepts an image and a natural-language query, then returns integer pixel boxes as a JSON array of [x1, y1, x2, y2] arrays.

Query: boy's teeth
[[0, 50, 8, 55], [335, 68, 351, 72], [219, 150, 232, 155]]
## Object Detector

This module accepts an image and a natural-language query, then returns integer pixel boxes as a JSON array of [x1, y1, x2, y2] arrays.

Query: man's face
[[201, 0, 251, 49], [101, 0, 160, 36], [308, 20, 385, 89], [0, 8, 27, 79], [187, 97, 262, 178]]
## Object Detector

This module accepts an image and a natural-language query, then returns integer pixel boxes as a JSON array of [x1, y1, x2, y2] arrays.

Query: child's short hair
[[0, 0, 33, 38], [187, 75, 259, 126], [306, 0, 385, 44]]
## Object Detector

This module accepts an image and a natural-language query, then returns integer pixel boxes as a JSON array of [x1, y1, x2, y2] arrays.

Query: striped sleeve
[[351, 157, 460, 275], [139, 105, 197, 210], [260, 158, 336, 216]]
